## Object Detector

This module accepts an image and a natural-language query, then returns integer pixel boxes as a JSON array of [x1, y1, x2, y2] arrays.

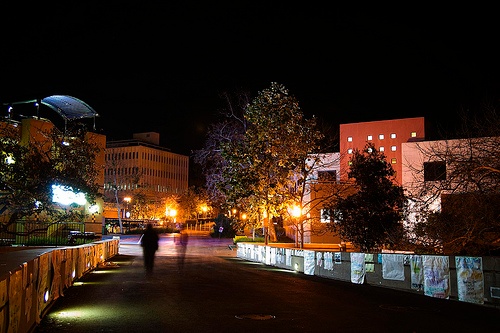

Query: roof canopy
[[41, 95, 98, 121]]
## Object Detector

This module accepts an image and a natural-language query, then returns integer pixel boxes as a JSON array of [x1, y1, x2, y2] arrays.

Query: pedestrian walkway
[[32, 235, 499, 333]]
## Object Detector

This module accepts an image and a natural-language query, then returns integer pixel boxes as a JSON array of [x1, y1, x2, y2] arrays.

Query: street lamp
[[166, 207, 177, 230], [291, 205, 302, 248], [123, 197, 131, 218]]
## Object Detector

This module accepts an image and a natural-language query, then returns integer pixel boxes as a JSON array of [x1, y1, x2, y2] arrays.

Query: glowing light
[[4, 153, 15, 164], [291, 205, 301, 217], [44, 289, 49, 303], [89, 204, 99, 214], [57, 310, 83, 318], [52, 184, 87, 206], [72, 269, 76, 279]]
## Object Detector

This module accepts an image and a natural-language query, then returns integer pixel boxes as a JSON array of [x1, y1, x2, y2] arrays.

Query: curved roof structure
[[41, 95, 98, 121]]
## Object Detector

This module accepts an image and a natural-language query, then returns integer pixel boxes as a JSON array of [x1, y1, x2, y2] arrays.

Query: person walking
[[140, 223, 159, 274]]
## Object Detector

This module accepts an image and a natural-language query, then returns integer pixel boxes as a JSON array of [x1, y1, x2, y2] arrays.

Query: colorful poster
[[334, 252, 342, 264], [423, 255, 450, 299], [286, 249, 292, 266], [324, 252, 333, 270], [410, 255, 423, 291], [455, 256, 484, 305], [317, 252, 323, 267], [350, 252, 365, 284], [304, 250, 315, 275], [382, 254, 405, 281]]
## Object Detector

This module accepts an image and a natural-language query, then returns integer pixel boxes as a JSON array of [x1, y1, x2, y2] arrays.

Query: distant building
[[104, 132, 189, 216], [340, 117, 426, 185]]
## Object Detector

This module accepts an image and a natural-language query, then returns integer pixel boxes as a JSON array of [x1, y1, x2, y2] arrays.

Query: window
[[391, 158, 397, 164], [379, 146, 385, 152], [347, 148, 353, 154], [379, 134, 384, 140], [391, 146, 397, 151], [424, 161, 446, 181], [318, 170, 337, 182], [367, 135, 373, 141], [391, 133, 396, 139], [347, 136, 353, 142], [411, 131, 417, 138], [367, 147, 373, 153]]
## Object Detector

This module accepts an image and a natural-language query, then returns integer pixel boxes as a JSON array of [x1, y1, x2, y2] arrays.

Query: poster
[[382, 254, 405, 281], [316, 252, 323, 267], [410, 255, 423, 291], [304, 250, 315, 275], [334, 252, 342, 264], [324, 252, 333, 270], [455, 256, 484, 305], [350, 252, 365, 284], [422, 255, 450, 299]]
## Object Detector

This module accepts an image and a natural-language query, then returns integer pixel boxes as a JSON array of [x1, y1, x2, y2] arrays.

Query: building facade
[[103, 132, 189, 218], [340, 117, 426, 185]]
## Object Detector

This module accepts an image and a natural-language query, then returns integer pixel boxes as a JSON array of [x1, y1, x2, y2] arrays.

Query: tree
[[219, 82, 325, 244], [328, 143, 408, 252], [405, 107, 500, 255], [192, 89, 250, 210], [0, 122, 102, 232]]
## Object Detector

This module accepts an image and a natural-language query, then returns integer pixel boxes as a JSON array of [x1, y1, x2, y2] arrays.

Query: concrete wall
[[236, 243, 500, 310], [0, 239, 119, 333]]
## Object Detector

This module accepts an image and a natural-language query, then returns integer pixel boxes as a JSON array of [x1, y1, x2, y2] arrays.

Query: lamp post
[[123, 197, 131, 218]]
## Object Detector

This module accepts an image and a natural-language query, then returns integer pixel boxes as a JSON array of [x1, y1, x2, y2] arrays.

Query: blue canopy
[[41, 95, 98, 121]]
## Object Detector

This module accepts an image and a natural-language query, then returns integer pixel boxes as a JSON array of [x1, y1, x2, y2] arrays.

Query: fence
[[236, 242, 500, 310], [0, 221, 96, 246]]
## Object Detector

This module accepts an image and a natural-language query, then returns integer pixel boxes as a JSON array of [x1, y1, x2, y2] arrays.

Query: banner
[[350, 253, 365, 284], [455, 256, 484, 305], [423, 255, 450, 299], [382, 254, 405, 281]]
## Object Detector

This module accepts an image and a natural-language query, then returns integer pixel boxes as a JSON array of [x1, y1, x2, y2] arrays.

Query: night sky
[[2, 4, 499, 156]]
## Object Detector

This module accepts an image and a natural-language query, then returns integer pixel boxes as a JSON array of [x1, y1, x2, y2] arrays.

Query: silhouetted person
[[140, 223, 159, 274], [177, 227, 189, 270]]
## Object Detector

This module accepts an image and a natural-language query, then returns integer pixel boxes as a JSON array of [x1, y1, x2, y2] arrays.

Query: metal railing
[[0, 220, 96, 246]]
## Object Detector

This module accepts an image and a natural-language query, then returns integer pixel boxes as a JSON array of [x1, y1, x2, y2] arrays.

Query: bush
[[233, 236, 265, 244]]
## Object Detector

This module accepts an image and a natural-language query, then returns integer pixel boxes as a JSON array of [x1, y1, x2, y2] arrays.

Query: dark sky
[[2, 3, 499, 155]]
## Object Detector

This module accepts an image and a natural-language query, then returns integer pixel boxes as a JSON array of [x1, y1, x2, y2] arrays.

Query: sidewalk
[[0, 246, 57, 279]]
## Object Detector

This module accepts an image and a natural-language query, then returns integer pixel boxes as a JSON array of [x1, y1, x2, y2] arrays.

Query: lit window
[[347, 149, 353, 154], [411, 131, 417, 137], [367, 147, 373, 153], [391, 133, 396, 139], [391, 146, 397, 151], [367, 135, 373, 141], [391, 158, 397, 164], [347, 136, 353, 142], [379, 134, 384, 140], [348, 161, 352, 166], [379, 146, 385, 152]]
